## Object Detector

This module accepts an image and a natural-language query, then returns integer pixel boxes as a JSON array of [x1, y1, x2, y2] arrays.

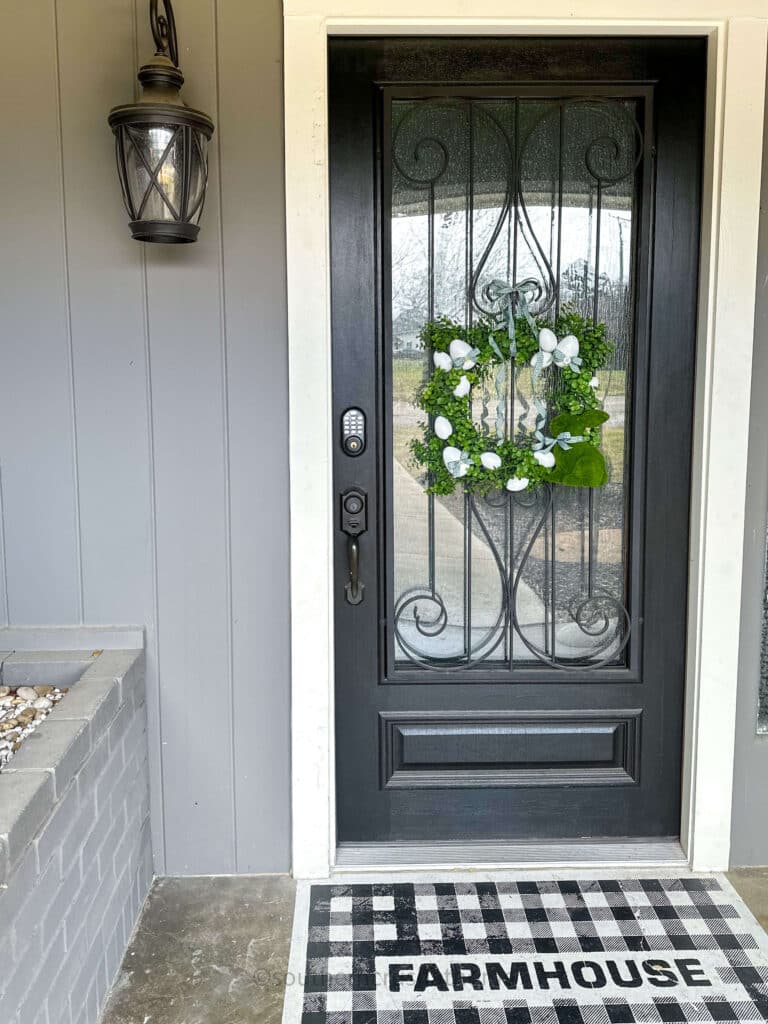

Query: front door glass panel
[[389, 94, 642, 671]]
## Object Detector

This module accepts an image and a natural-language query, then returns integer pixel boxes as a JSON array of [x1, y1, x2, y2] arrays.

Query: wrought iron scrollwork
[[390, 94, 640, 671], [393, 487, 630, 671]]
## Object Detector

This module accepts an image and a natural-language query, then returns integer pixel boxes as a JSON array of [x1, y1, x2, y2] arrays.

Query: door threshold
[[333, 838, 687, 873]]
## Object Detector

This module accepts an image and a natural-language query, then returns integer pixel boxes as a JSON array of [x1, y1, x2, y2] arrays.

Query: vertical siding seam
[[0, 465, 10, 625], [213, 0, 238, 872], [134, 0, 167, 872], [52, 0, 85, 624], [141, 248, 167, 872]]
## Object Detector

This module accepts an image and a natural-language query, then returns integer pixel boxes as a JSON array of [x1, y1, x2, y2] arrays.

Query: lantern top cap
[[107, 0, 213, 135]]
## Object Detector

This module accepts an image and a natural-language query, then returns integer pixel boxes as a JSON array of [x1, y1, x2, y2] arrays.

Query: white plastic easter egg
[[480, 451, 502, 470], [449, 338, 476, 369], [443, 446, 469, 477], [530, 351, 553, 370], [538, 328, 558, 353], [558, 334, 580, 358], [433, 351, 452, 371], [589, 376, 599, 388], [505, 476, 529, 491], [434, 416, 453, 440], [453, 375, 471, 398], [534, 450, 556, 468]]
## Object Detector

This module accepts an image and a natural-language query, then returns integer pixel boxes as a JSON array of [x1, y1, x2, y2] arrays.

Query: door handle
[[341, 488, 367, 605], [345, 536, 364, 605]]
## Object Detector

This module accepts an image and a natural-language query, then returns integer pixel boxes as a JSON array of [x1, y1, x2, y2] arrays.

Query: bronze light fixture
[[108, 0, 215, 243]]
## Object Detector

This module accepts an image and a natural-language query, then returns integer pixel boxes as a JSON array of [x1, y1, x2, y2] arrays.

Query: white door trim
[[283, 9, 768, 878]]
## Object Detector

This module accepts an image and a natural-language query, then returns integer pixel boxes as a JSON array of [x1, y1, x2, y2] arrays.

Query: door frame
[[283, 6, 768, 878]]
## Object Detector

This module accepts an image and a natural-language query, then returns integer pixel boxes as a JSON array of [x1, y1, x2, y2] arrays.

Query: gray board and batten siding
[[0, 0, 290, 874]]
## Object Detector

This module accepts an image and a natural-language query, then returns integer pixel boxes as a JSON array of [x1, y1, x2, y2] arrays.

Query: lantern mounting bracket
[[150, 0, 179, 67]]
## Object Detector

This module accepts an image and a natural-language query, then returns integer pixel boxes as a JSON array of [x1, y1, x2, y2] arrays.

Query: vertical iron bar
[[428, 181, 435, 322], [543, 501, 550, 657], [587, 180, 604, 599], [550, 487, 557, 662], [465, 492, 473, 662], [580, 491, 588, 595], [588, 488, 596, 598], [509, 493, 515, 669], [510, 99, 519, 448], [464, 104, 471, 329], [513, 98, 520, 283], [503, 102, 513, 667], [548, 105, 564, 664], [465, 102, 474, 659], [593, 182, 603, 323], [509, 98, 520, 669], [555, 103, 565, 321], [428, 179, 436, 596], [504, 497, 510, 666], [468, 102, 475, 327]]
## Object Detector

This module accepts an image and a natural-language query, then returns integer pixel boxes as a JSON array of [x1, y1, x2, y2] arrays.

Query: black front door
[[330, 37, 704, 845]]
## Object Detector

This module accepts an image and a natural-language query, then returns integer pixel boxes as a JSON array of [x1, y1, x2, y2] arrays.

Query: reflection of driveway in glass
[[393, 460, 622, 665]]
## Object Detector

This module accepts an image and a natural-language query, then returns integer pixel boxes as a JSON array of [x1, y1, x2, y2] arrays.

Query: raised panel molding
[[379, 709, 642, 789]]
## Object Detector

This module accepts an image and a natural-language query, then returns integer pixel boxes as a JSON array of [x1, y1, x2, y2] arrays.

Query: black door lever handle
[[341, 487, 367, 606], [345, 536, 364, 605]]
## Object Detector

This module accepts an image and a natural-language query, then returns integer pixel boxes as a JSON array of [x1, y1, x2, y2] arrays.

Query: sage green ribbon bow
[[553, 348, 583, 372], [445, 450, 473, 478], [531, 341, 584, 388], [532, 401, 584, 455], [452, 346, 480, 369], [484, 278, 539, 358]]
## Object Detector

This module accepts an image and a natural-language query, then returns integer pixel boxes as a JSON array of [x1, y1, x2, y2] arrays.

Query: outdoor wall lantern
[[108, 0, 215, 243]]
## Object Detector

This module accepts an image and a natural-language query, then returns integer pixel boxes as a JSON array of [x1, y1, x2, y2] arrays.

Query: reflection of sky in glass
[[392, 206, 632, 323]]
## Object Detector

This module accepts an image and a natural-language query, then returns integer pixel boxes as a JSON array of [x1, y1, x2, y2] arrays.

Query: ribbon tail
[[531, 353, 545, 389], [494, 363, 507, 439], [488, 333, 504, 361], [507, 305, 516, 357]]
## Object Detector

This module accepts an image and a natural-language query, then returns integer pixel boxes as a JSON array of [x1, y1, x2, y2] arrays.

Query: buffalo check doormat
[[281, 876, 768, 1024]]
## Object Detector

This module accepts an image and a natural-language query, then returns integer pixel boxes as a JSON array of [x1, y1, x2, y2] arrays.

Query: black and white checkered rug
[[282, 876, 768, 1024]]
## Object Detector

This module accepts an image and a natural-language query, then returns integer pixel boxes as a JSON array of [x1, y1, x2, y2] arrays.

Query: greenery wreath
[[410, 302, 614, 495]]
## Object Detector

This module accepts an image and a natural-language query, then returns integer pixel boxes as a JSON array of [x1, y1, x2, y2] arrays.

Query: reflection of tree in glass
[[560, 259, 630, 371]]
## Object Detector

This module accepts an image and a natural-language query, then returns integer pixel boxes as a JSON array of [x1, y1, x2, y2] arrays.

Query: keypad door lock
[[341, 488, 367, 605], [341, 408, 366, 456]]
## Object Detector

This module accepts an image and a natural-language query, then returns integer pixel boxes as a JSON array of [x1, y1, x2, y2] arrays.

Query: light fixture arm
[[150, 0, 179, 67]]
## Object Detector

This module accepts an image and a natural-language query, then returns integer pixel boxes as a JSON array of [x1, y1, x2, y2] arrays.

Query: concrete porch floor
[[99, 870, 768, 1024]]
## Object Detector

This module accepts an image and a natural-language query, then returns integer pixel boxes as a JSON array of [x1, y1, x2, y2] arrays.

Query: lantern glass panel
[[124, 124, 185, 221], [187, 131, 209, 224]]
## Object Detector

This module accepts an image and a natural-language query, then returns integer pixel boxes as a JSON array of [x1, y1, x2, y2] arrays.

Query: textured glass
[[186, 131, 209, 225], [760, 526, 768, 732], [120, 125, 207, 224], [390, 96, 639, 670], [123, 126, 179, 220]]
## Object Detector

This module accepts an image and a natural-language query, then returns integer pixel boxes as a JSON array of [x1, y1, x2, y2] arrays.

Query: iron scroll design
[[150, 0, 179, 67], [392, 487, 631, 671], [390, 94, 641, 670]]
